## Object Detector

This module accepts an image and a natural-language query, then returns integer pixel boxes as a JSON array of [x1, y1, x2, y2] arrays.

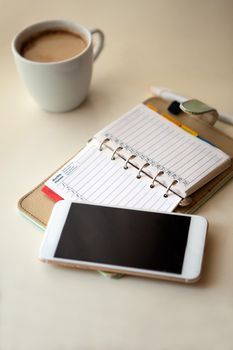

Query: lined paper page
[[45, 140, 181, 212], [95, 104, 230, 195]]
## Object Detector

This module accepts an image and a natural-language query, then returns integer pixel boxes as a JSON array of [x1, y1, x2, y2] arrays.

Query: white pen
[[150, 86, 233, 125]]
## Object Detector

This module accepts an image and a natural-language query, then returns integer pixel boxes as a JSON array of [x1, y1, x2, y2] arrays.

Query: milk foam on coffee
[[21, 30, 87, 62]]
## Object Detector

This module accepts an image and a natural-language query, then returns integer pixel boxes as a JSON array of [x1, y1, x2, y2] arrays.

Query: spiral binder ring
[[163, 180, 178, 198], [150, 170, 164, 188], [136, 163, 150, 179], [124, 154, 136, 169], [111, 146, 123, 160], [99, 138, 110, 151]]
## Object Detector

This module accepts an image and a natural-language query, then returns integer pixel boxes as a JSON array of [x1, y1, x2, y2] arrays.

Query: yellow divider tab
[[162, 113, 182, 127], [146, 103, 159, 112], [181, 124, 198, 137], [146, 103, 198, 137]]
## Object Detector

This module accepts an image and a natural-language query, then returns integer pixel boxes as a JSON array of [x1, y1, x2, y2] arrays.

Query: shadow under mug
[[11, 20, 105, 112]]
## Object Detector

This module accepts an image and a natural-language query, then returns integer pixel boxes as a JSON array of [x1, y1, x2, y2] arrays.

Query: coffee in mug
[[20, 29, 87, 63], [12, 20, 104, 112]]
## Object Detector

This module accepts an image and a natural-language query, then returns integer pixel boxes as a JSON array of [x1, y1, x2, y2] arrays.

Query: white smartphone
[[39, 201, 208, 283]]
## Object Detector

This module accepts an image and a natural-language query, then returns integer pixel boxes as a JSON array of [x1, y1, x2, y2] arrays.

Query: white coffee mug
[[11, 20, 104, 112]]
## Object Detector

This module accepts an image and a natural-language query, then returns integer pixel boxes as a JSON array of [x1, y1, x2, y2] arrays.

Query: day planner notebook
[[18, 97, 233, 229], [42, 103, 231, 213]]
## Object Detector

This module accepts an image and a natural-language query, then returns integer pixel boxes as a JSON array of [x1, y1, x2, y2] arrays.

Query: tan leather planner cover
[[18, 97, 233, 229]]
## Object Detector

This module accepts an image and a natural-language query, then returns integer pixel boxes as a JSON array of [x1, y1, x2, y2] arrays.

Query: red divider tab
[[42, 185, 63, 202]]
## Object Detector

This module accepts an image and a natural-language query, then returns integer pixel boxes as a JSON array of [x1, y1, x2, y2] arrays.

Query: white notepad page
[[45, 140, 181, 212], [95, 104, 231, 197]]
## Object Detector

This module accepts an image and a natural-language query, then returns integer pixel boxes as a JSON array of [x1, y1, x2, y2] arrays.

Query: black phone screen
[[54, 203, 190, 274]]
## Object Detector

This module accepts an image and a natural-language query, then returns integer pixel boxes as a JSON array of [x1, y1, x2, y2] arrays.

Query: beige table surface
[[1, 0, 233, 349]]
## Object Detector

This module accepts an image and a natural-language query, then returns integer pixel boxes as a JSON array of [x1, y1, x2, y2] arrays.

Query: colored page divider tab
[[42, 185, 63, 202], [181, 124, 198, 137], [146, 103, 159, 112], [162, 113, 182, 126], [197, 135, 215, 146], [146, 103, 199, 137], [146, 103, 181, 126]]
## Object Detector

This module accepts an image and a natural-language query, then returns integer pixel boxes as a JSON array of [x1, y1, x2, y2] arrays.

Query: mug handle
[[90, 29, 105, 61]]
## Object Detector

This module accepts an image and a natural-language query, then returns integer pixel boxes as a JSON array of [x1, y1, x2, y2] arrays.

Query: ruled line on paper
[[65, 149, 103, 186], [69, 154, 117, 191], [130, 121, 162, 149], [163, 143, 201, 170], [115, 114, 154, 141], [85, 168, 126, 201], [141, 129, 176, 155], [118, 118, 160, 145], [185, 157, 220, 183], [177, 150, 213, 175], [97, 172, 136, 204], [105, 106, 145, 136], [148, 134, 192, 159]]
